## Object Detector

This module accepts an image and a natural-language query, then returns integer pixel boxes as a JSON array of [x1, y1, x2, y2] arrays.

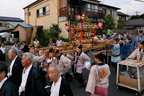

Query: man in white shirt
[[19, 52, 48, 96], [48, 64, 73, 96], [8, 48, 23, 88], [56, 37, 63, 46], [34, 38, 39, 47], [12, 42, 18, 54], [0, 62, 18, 96]]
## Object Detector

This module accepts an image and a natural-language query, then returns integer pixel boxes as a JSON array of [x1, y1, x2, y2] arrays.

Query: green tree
[[34, 24, 60, 47], [130, 15, 141, 19], [104, 14, 115, 29], [117, 17, 125, 29]]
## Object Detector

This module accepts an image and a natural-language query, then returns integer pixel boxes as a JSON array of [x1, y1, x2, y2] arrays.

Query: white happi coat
[[128, 48, 144, 61], [86, 64, 111, 95], [58, 55, 71, 72], [74, 52, 91, 74]]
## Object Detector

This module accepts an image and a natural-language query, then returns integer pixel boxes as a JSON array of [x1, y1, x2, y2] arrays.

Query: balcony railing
[[59, 7, 105, 20]]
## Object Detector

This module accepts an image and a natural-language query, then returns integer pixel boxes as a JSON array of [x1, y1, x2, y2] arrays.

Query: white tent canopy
[[0, 32, 10, 38]]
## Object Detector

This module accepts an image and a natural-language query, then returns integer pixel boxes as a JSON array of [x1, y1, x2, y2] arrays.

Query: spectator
[[109, 31, 116, 40], [133, 31, 144, 50], [22, 41, 29, 53], [48, 64, 73, 96], [107, 28, 112, 38], [12, 42, 18, 54], [47, 39, 55, 47], [102, 33, 106, 40], [8, 48, 23, 89], [0, 62, 19, 96], [118, 32, 121, 38], [34, 38, 39, 47], [124, 32, 132, 43], [0, 43, 5, 61], [56, 37, 63, 46], [19, 52, 48, 96]]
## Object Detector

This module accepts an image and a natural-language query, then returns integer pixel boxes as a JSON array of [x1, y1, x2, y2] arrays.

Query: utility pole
[[134, 11, 140, 15]]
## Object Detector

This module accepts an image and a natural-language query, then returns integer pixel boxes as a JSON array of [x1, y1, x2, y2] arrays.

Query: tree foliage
[[34, 24, 59, 47], [117, 17, 125, 29], [104, 14, 115, 29], [130, 15, 141, 20]]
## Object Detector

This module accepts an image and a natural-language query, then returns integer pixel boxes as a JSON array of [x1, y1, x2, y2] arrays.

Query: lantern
[[91, 32, 94, 37], [65, 24, 70, 32], [76, 14, 81, 21], [98, 22, 103, 29], [80, 23, 85, 31], [83, 33, 87, 38]]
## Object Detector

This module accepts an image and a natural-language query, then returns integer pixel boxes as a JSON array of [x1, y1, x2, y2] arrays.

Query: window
[[110, 9, 114, 17], [43, 7, 46, 15], [46, 5, 50, 15], [29, 12, 31, 16], [87, 4, 98, 12], [102, 8, 107, 15], [25, 12, 27, 16], [36, 5, 50, 18], [36, 10, 39, 17], [87, 4, 91, 11], [0, 23, 2, 27], [63, 0, 67, 7]]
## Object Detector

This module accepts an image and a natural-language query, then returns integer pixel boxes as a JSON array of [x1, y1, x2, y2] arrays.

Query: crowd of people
[[0, 29, 144, 96]]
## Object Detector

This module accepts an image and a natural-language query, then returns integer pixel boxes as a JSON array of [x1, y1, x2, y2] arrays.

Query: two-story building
[[24, 0, 120, 38]]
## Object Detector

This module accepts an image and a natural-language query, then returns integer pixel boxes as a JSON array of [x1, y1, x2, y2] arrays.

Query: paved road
[[69, 51, 144, 96]]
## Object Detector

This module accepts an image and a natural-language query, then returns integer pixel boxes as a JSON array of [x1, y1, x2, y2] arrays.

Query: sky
[[0, 0, 144, 20]]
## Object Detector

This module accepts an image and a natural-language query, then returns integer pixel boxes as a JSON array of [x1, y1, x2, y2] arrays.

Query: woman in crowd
[[127, 40, 144, 61], [86, 51, 111, 96], [73, 45, 91, 87]]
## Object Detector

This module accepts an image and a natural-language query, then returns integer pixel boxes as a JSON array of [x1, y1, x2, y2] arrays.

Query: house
[[11, 24, 33, 43], [0, 16, 24, 32], [23, 0, 120, 38], [117, 11, 130, 21], [124, 18, 144, 29]]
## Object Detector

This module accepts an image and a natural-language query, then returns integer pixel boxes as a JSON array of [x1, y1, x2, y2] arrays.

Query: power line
[[135, 0, 144, 2]]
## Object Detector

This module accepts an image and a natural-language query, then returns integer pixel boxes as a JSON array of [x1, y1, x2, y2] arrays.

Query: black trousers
[[74, 73, 84, 84], [72, 65, 84, 84], [39, 67, 47, 86], [111, 62, 117, 69]]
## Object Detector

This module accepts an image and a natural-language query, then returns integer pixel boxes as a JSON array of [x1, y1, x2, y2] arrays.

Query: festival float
[[36, 14, 111, 54]]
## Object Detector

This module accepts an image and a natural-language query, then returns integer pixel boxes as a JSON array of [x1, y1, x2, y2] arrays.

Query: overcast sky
[[0, 0, 144, 20]]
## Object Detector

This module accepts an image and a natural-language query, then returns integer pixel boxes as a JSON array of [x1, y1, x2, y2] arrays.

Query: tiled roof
[[18, 23, 33, 28], [117, 12, 129, 16], [23, 0, 44, 9], [125, 18, 144, 26], [0, 16, 24, 22]]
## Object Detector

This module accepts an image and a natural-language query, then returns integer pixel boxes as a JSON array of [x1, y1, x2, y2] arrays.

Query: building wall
[[12, 26, 27, 43], [59, 21, 69, 38], [24, 0, 58, 30], [26, 27, 32, 42]]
